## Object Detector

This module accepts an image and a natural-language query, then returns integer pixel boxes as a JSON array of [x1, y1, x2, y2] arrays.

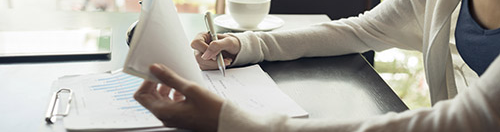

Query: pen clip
[[204, 12, 218, 40], [204, 13, 210, 34]]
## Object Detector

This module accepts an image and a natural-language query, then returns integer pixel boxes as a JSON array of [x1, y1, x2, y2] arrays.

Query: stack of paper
[[59, 65, 308, 131]]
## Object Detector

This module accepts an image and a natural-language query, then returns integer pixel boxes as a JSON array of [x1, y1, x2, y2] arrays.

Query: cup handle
[[126, 20, 139, 46]]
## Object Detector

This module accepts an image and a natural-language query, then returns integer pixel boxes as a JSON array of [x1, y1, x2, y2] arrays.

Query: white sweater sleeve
[[231, 0, 425, 66], [217, 55, 500, 132]]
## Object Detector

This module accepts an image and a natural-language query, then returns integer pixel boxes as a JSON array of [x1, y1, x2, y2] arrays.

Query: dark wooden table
[[260, 54, 408, 119]]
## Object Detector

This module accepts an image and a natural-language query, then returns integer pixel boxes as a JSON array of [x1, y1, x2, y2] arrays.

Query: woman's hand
[[134, 64, 224, 132], [191, 32, 241, 70]]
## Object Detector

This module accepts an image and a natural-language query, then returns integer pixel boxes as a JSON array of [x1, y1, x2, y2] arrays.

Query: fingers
[[149, 64, 201, 98], [173, 91, 185, 102], [201, 36, 237, 60], [144, 64, 224, 131], [158, 84, 172, 101], [190, 32, 210, 53], [134, 80, 161, 109], [158, 84, 185, 102], [195, 51, 232, 70], [191, 32, 240, 61]]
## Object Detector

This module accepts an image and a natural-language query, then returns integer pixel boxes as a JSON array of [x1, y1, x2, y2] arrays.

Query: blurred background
[[0, 0, 215, 13], [0, 0, 430, 109]]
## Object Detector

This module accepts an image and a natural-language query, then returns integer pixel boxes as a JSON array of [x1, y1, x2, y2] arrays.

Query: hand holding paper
[[134, 64, 223, 132]]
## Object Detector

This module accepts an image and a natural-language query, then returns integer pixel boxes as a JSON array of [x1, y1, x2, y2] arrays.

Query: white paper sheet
[[60, 71, 164, 130], [123, 0, 204, 85], [60, 65, 308, 130], [202, 65, 308, 117]]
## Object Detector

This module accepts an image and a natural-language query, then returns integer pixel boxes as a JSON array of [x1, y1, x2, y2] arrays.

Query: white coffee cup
[[227, 0, 271, 28]]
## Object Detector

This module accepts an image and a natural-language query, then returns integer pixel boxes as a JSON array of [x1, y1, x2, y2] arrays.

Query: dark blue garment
[[455, 0, 500, 76]]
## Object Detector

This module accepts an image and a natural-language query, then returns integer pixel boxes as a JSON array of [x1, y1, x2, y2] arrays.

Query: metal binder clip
[[45, 88, 73, 124]]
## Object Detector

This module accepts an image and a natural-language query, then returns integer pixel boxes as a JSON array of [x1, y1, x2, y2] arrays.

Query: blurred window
[[55, 0, 215, 13]]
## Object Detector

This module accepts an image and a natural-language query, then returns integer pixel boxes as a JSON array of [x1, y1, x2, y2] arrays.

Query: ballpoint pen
[[204, 12, 226, 77]]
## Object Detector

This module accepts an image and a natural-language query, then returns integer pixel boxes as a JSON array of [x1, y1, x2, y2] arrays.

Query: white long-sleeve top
[[217, 0, 500, 131]]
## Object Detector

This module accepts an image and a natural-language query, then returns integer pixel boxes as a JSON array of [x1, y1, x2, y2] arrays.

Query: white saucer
[[214, 14, 285, 31]]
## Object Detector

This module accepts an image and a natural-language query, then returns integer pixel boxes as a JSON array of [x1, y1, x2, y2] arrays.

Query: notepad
[[57, 65, 308, 131]]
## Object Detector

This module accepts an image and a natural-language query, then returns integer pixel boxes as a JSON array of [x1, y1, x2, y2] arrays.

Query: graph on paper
[[89, 72, 149, 114], [61, 71, 164, 130], [59, 65, 307, 130]]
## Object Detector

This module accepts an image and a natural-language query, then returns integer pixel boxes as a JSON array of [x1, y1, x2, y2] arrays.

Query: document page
[[60, 71, 164, 130], [123, 0, 204, 85], [202, 65, 308, 117], [60, 65, 307, 130]]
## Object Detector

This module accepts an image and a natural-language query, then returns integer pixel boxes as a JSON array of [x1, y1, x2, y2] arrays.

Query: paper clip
[[45, 88, 73, 124]]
